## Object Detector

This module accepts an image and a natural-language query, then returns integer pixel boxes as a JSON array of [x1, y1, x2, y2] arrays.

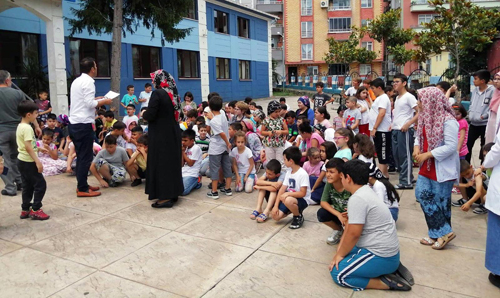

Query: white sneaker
[[326, 229, 343, 245]]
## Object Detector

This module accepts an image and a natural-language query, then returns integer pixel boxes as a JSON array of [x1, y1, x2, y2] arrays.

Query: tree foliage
[[324, 27, 377, 67], [415, 0, 500, 80], [68, 0, 193, 44]]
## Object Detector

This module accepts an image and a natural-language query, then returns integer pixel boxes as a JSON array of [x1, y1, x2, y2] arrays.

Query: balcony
[[410, 0, 449, 12], [328, 4, 351, 11], [272, 47, 283, 60], [470, 0, 500, 9], [271, 25, 283, 36], [256, 0, 283, 13]]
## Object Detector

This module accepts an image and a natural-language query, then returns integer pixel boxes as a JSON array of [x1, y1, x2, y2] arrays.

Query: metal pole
[[282, 33, 285, 92]]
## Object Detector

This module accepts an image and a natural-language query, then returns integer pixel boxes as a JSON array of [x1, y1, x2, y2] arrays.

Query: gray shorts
[[209, 151, 232, 181]]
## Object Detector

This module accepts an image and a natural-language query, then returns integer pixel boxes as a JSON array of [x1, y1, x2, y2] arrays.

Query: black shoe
[[395, 184, 413, 190], [223, 188, 232, 196], [388, 167, 397, 173], [208, 182, 224, 190], [380, 274, 412, 291], [108, 181, 118, 187], [395, 262, 415, 286], [131, 179, 142, 187], [207, 191, 219, 199], [16, 183, 22, 191], [489, 273, 500, 289], [151, 199, 175, 208], [1, 189, 16, 196], [289, 215, 304, 229]]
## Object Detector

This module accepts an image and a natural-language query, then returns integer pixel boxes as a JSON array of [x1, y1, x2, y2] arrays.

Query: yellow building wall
[[313, 2, 329, 62], [428, 52, 451, 77], [284, 0, 301, 63]]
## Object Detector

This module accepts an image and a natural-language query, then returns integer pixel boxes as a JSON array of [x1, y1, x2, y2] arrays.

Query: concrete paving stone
[[0, 238, 22, 256], [115, 198, 217, 230], [260, 220, 336, 265], [0, 204, 101, 245], [103, 231, 254, 297], [223, 192, 263, 211], [177, 205, 287, 249], [31, 217, 169, 268], [51, 271, 180, 298], [0, 248, 95, 298], [352, 284, 474, 298], [203, 250, 352, 298]]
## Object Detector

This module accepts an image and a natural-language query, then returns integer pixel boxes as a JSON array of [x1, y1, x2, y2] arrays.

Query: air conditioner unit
[[320, 1, 328, 8]]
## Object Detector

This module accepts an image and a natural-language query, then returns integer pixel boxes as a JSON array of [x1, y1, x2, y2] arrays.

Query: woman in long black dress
[[143, 70, 184, 208]]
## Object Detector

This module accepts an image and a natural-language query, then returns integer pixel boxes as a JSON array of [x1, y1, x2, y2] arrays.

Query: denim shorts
[[278, 197, 308, 215]]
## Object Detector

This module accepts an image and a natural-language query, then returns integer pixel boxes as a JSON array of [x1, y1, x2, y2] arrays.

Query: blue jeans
[[182, 176, 201, 196], [390, 208, 399, 222]]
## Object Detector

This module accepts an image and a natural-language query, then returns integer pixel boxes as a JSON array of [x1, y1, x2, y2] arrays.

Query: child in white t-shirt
[[181, 129, 203, 196], [272, 147, 312, 229], [231, 131, 256, 193], [368, 163, 400, 222]]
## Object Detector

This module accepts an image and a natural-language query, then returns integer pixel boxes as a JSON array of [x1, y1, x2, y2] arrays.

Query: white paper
[[104, 91, 120, 99]]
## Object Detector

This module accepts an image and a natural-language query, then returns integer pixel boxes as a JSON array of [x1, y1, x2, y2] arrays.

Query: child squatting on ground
[[251, 159, 284, 223]]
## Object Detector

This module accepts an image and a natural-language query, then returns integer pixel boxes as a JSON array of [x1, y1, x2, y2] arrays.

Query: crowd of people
[[1, 59, 500, 291]]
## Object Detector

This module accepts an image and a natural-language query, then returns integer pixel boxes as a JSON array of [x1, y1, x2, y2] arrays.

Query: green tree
[[367, 8, 421, 75], [323, 27, 377, 74], [68, 0, 193, 114], [415, 0, 500, 81]]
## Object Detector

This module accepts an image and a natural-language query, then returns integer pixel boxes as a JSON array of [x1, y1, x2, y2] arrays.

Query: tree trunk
[[110, 0, 123, 116], [454, 54, 461, 99]]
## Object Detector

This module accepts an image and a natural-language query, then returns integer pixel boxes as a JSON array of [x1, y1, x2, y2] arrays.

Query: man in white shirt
[[391, 74, 418, 189], [369, 78, 393, 178], [138, 83, 153, 109], [69, 58, 112, 197]]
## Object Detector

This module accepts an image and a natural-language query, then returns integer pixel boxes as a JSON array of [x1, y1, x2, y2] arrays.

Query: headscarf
[[267, 100, 281, 116], [313, 123, 326, 134], [490, 72, 500, 114], [124, 118, 137, 139], [253, 109, 265, 121], [242, 119, 255, 133], [57, 114, 69, 126], [150, 69, 181, 121], [298, 96, 310, 109], [417, 87, 456, 168]]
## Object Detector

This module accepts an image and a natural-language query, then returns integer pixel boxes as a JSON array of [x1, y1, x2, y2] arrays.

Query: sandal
[[380, 274, 412, 291], [420, 237, 436, 246], [250, 210, 260, 220], [432, 233, 456, 250], [256, 213, 268, 223]]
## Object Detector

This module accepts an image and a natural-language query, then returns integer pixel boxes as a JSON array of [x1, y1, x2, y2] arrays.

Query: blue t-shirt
[[334, 148, 352, 161], [121, 94, 138, 106]]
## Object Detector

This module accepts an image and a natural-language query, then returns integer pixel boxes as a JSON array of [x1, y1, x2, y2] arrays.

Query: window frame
[[361, 19, 371, 27], [329, 0, 351, 10], [301, 0, 312, 16], [361, 41, 373, 51], [239, 60, 251, 80], [216, 57, 231, 80], [214, 10, 229, 34], [69, 38, 111, 78], [237, 17, 250, 39], [301, 22, 313, 38], [418, 14, 435, 26], [0, 30, 40, 77], [177, 50, 200, 79], [132, 45, 161, 79], [361, 0, 372, 8], [359, 64, 371, 75], [329, 18, 352, 33], [184, 0, 198, 20], [301, 44, 313, 61]]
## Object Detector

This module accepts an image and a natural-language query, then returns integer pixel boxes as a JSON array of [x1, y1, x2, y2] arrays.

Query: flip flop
[[395, 262, 415, 286], [432, 233, 456, 250], [256, 213, 268, 223], [250, 210, 260, 220], [380, 274, 412, 291], [420, 237, 436, 246]]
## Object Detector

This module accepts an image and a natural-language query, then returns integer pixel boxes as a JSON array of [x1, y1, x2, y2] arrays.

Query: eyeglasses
[[334, 136, 346, 140]]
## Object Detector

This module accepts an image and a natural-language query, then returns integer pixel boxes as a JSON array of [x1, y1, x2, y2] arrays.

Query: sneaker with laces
[[451, 198, 467, 207], [289, 214, 304, 229], [207, 191, 219, 199], [20, 210, 31, 219], [326, 229, 343, 245], [223, 188, 232, 196], [131, 179, 142, 187], [29, 209, 50, 220], [473, 204, 488, 215]]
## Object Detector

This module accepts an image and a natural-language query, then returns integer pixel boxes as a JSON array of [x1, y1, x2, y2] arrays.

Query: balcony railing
[[328, 28, 351, 33], [329, 4, 351, 10], [256, 0, 283, 4], [411, 0, 429, 4]]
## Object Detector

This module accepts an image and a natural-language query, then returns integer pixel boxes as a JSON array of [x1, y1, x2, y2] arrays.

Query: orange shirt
[[368, 89, 376, 101]]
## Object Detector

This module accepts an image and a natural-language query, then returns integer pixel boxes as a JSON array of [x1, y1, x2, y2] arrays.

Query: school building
[[0, 0, 275, 116]]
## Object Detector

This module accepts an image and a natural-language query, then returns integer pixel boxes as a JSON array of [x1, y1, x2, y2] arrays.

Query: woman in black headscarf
[[143, 70, 184, 208]]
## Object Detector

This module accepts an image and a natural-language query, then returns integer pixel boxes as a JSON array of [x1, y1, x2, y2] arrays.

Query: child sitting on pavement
[[181, 129, 203, 196], [317, 158, 350, 245], [452, 159, 488, 214], [272, 146, 312, 229], [90, 135, 130, 188], [126, 134, 148, 187], [251, 159, 284, 223], [196, 124, 211, 176], [126, 126, 143, 157], [106, 121, 128, 148], [36, 129, 67, 176]]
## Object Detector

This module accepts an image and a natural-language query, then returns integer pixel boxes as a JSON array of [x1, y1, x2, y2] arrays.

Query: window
[[360, 64, 371, 75], [418, 14, 434, 26], [177, 50, 199, 78], [329, 0, 351, 10], [214, 10, 229, 34], [301, 0, 312, 15], [361, 41, 373, 51], [301, 44, 313, 60], [132, 45, 160, 78], [0, 30, 39, 76], [216, 58, 230, 79], [361, 0, 372, 8], [448, 53, 455, 69], [185, 0, 197, 19], [239, 60, 250, 80], [70, 38, 110, 77], [238, 17, 250, 38], [361, 19, 371, 27], [301, 22, 313, 38], [329, 18, 352, 33], [328, 64, 349, 75], [425, 59, 431, 73]]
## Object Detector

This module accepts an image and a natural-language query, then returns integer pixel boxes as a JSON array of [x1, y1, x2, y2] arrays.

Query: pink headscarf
[[417, 87, 456, 155], [124, 118, 137, 139], [490, 72, 500, 113]]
